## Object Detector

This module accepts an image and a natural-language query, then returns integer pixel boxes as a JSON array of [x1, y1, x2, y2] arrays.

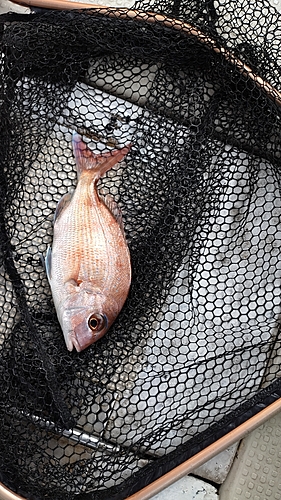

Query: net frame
[[10, 0, 281, 107]]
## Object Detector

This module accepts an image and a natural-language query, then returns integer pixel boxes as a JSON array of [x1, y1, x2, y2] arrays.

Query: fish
[[45, 132, 131, 352]]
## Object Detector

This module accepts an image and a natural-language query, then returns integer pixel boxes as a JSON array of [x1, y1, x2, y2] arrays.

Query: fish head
[[66, 308, 108, 352], [60, 287, 120, 352]]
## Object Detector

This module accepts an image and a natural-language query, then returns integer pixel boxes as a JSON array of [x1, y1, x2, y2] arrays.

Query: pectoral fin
[[45, 245, 52, 282], [103, 194, 125, 237]]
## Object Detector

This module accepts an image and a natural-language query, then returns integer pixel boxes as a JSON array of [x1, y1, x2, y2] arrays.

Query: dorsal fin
[[102, 194, 126, 237]]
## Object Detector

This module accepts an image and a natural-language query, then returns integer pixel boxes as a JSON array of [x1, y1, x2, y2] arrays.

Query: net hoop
[[9, 0, 281, 107]]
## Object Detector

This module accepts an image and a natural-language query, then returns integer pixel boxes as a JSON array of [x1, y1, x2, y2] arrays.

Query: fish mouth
[[64, 329, 82, 352], [68, 332, 83, 353], [68, 328, 106, 352], [65, 335, 75, 352], [69, 331, 95, 353]]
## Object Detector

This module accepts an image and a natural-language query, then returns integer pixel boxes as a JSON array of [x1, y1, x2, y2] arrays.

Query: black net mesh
[[1, 1, 281, 498]]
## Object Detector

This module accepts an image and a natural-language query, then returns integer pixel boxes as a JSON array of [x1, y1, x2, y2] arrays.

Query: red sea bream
[[46, 133, 131, 352]]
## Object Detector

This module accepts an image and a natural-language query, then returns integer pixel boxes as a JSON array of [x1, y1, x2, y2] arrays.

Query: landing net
[[1, 1, 281, 498]]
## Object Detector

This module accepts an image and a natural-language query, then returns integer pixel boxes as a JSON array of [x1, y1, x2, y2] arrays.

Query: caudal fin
[[72, 132, 131, 179]]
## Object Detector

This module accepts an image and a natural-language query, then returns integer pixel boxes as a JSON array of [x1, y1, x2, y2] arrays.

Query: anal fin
[[54, 191, 73, 222]]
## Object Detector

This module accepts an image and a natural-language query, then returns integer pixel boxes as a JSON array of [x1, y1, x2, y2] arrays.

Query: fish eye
[[88, 314, 107, 332], [89, 317, 98, 330]]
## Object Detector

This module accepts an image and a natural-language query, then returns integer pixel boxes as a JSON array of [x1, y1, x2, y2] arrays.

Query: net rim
[[8, 0, 281, 108], [0, 482, 25, 500]]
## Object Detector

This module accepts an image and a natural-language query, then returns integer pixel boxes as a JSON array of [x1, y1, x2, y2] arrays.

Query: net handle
[[0, 397, 280, 500], [9, 0, 281, 108]]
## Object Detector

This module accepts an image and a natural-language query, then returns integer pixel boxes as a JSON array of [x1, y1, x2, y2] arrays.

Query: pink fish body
[[46, 133, 131, 352]]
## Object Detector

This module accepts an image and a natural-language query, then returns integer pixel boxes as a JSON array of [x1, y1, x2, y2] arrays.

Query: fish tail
[[72, 132, 131, 179]]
